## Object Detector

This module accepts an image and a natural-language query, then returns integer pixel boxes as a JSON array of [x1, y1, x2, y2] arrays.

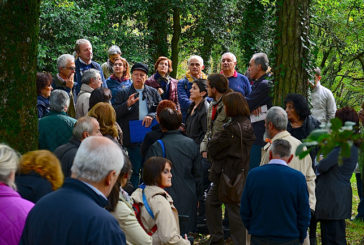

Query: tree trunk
[[147, 0, 170, 63], [273, 0, 311, 106], [170, 7, 181, 79], [0, 0, 40, 153]]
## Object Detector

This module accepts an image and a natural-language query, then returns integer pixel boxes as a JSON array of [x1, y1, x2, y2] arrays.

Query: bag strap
[[140, 184, 155, 219], [157, 139, 166, 158], [132, 202, 157, 236], [237, 123, 245, 172]]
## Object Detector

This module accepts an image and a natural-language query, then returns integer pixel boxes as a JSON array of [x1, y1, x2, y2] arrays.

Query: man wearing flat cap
[[114, 63, 161, 188]]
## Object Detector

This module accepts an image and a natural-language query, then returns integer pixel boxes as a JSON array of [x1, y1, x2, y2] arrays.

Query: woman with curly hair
[[88, 102, 123, 146], [15, 150, 64, 203], [106, 57, 132, 104], [284, 93, 320, 141]]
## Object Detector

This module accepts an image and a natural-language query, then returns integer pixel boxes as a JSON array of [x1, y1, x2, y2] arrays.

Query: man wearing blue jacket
[[20, 136, 126, 245], [240, 139, 311, 245], [74, 39, 107, 96]]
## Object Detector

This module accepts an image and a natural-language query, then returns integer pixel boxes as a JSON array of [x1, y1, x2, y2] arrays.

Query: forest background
[[0, 0, 363, 152], [38, 0, 363, 109]]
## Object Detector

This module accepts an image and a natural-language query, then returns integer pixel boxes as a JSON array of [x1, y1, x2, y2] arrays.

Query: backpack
[[132, 184, 158, 236]]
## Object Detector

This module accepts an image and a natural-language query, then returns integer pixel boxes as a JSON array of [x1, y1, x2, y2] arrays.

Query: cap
[[131, 63, 148, 74]]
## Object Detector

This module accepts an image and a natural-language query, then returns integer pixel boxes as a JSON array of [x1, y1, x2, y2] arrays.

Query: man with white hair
[[38, 90, 77, 151], [75, 69, 102, 118], [177, 55, 207, 122], [53, 53, 77, 117], [260, 106, 315, 245], [74, 39, 107, 95], [20, 136, 126, 245], [54, 116, 102, 177], [221, 52, 251, 96]]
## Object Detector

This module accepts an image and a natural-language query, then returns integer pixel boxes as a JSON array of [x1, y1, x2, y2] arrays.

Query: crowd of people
[[1, 38, 363, 245]]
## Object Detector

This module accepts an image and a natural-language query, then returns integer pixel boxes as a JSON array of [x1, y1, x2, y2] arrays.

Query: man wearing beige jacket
[[260, 106, 315, 245]]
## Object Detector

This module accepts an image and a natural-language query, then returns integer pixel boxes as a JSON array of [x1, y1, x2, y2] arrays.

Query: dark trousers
[[309, 211, 317, 245], [320, 219, 346, 245], [356, 173, 364, 219], [249, 144, 261, 171], [251, 236, 300, 245], [127, 145, 143, 188], [205, 183, 246, 245]]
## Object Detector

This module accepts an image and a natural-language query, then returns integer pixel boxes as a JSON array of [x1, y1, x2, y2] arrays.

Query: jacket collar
[[63, 178, 109, 207]]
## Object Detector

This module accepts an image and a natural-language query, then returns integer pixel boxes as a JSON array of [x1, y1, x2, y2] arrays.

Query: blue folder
[[129, 119, 158, 143]]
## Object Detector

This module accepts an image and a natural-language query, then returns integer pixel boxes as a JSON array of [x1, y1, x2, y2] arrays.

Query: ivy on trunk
[[0, 0, 40, 153]]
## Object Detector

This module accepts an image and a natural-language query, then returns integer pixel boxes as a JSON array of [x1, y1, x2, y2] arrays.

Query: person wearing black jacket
[[113, 63, 161, 188], [245, 53, 273, 171], [54, 116, 101, 177]]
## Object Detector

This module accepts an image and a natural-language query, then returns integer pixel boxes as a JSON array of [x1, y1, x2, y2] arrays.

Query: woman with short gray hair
[[101, 45, 122, 79], [0, 144, 34, 245]]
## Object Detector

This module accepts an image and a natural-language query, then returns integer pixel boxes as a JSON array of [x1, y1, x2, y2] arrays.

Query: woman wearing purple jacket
[[0, 144, 34, 245]]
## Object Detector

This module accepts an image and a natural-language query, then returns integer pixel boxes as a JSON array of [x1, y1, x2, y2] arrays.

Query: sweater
[[240, 163, 310, 243], [226, 71, 251, 96], [38, 111, 77, 152]]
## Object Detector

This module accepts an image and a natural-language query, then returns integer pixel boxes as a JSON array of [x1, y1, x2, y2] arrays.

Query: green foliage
[[310, 0, 364, 110], [296, 118, 363, 170]]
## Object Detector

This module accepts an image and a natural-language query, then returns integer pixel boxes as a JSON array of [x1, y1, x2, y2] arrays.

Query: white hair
[[71, 136, 124, 182], [222, 52, 237, 62], [57, 54, 75, 70], [75, 39, 92, 53], [266, 106, 288, 131], [187, 55, 204, 66], [81, 69, 100, 85], [50, 90, 70, 112], [108, 45, 121, 55], [0, 144, 20, 188], [73, 116, 98, 141]]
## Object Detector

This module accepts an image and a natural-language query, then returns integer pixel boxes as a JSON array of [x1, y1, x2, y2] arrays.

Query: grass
[[194, 174, 364, 245]]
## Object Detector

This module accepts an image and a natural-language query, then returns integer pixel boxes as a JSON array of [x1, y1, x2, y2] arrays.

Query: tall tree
[[273, 0, 312, 106], [0, 0, 40, 153], [147, 0, 170, 62], [170, 6, 181, 78]]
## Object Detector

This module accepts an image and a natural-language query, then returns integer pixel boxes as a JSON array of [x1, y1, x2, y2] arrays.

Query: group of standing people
[[3, 37, 362, 245]]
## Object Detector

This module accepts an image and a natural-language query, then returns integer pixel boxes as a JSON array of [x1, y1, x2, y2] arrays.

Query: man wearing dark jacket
[[146, 108, 202, 235], [114, 63, 161, 188], [54, 116, 101, 177], [245, 53, 273, 170], [20, 136, 126, 245], [74, 39, 107, 96]]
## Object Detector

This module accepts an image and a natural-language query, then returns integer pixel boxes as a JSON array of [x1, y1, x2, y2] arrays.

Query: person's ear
[[201, 91, 207, 97], [105, 170, 117, 186], [287, 154, 294, 164], [82, 131, 89, 139], [202, 65, 205, 70]]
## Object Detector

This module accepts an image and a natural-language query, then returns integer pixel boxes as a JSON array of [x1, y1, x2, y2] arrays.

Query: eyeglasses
[[114, 63, 123, 67], [64, 67, 76, 71]]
